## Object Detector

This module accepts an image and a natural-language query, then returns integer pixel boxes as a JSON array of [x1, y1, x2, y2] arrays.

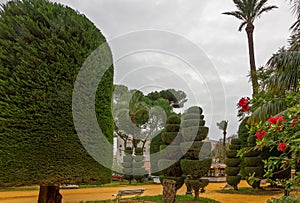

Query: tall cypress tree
[[0, 0, 114, 202]]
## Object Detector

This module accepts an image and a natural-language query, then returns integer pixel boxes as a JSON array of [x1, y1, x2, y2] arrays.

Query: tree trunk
[[38, 185, 62, 203], [245, 23, 259, 96], [194, 190, 199, 201], [162, 179, 176, 203], [223, 131, 227, 147]]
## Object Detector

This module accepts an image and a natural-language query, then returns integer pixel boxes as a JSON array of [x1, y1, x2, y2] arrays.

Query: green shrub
[[244, 157, 262, 167], [186, 106, 203, 114], [0, 0, 114, 188], [225, 158, 241, 167], [123, 155, 133, 162], [182, 119, 205, 128], [182, 114, 204, 120], [243, 148, 260, 157], [225, 167, 240, 176], [122, 162, 132, 168], [247, 136, 257, 147], [123, 168, 133, 174], [161, 132, 182, 145], [135, 147, 143, 154], [166, 115, 181, 124], [134, 155, 144, 162], [231, 138, 241, 145], [244, 166, 263, 177], [158, 160, 182, 177], [133, 162, 144, 168], [229, 145, 241, 150], [184, 179, 209, 191], [226, 175, 241, 188], [267, 196, 300, 203], [226, 150, 238, 158], [160, 146, 182, 159], [182, 126, 209, 142], [180, 159, 212, 179], [165, 124, 180, 132]]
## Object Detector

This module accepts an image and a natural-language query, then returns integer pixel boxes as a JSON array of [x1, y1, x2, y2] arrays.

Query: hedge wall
[[0, 0, 114, 187]]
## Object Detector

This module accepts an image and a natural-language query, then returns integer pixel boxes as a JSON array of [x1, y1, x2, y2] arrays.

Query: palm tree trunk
[[245, 23, 259, 96]]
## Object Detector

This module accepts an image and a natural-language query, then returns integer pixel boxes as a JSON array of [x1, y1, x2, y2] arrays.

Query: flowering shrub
[[246, 93, 300, 190]]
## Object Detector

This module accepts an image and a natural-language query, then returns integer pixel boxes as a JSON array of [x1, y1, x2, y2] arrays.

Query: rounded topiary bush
[[229, 144, 241, 150], [247, 135, 257, 147], [243, 148, 260, 157], [182, 114, 204, 120], [161, 132, 182, 145], [165, 124, 181, 132], [244, 157, 262, 167], [225, 158, 241, 167], [160, 146, 182, 159], [226, 150, 238, 158], [166, 115, 181, 124], [123, 155, 133, 162], [182, 126, 209, 141], [122, 162, 133, 168], [225, 167, 240, 176], [186, 106, 203, 114], [135, 147, 143, 155], [181, 119, 205, 128], [226, 176, 241, 187], [231, 139, 241, 145], [244, 166, 263, 178], [180, 159, 212, 179]]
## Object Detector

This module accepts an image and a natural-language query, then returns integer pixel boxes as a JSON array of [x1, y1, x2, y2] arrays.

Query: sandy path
[[0, 181, 283, 203]]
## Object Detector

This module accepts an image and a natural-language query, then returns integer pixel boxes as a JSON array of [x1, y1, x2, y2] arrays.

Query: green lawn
[[82, 195, 220, 203]]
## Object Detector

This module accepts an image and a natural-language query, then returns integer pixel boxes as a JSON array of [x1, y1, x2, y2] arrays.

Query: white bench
[[113, 188, 146, 202]]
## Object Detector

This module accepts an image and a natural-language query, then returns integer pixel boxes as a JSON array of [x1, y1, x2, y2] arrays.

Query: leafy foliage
[[0, 0, 113, 187]]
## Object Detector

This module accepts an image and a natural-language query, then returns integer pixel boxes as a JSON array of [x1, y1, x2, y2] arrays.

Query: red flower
[[241, 105, 250, 112], [255, 130, 267, 140], [238, 97, 250, 112], [238, 98, 249, 107], [279, 142, 287, 151], [268, 115, 284, 127]]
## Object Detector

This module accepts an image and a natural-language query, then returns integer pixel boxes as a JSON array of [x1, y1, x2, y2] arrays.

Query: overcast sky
[[1, 0, 294, 141]]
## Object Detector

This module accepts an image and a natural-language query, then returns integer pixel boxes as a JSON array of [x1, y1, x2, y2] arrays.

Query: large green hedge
[[0, 0, 113, 187]]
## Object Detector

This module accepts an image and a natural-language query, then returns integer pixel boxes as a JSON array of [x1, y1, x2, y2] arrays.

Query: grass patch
[[217, 187, 283, 196], [81, 194, 220, 203], [0, 186, 39, 192]]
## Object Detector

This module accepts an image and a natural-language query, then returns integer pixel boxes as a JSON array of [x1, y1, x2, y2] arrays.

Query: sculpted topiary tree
[[244, 135, 263, 189], [225, 138, 242, 190], [180, 106, 212, 201], [123, 147, 134, 184], [158, 114, 184, 203], [133, 147, 148, 182], [0, 0, 114, 202]]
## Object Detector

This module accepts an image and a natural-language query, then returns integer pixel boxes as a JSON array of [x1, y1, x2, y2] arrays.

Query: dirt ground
[[0, 181, 284, 203]]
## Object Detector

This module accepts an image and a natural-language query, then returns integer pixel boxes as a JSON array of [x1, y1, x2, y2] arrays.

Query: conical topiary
[[225, 138, 241, 190], [180, 106, 212, 201], [158, 114, 184, 203]]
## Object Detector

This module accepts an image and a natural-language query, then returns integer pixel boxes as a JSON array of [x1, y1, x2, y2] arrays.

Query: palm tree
[[223, 0, 277, 96]]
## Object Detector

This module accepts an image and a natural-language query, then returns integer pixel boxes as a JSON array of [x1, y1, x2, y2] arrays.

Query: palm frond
[[238, 21, 247, 31], [256, 5, 278, 18], [253, 0, 268, 15], [248, 98, 287, 124]]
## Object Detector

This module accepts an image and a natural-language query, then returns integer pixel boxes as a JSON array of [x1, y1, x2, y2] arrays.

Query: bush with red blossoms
[[243, 93, 300, 190]]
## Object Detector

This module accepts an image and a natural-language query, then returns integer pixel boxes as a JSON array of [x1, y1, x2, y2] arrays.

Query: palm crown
[[223, 0, 278, 31]]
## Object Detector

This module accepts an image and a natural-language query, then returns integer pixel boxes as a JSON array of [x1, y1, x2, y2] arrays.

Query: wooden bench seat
[[113, 188, 146, 202]]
